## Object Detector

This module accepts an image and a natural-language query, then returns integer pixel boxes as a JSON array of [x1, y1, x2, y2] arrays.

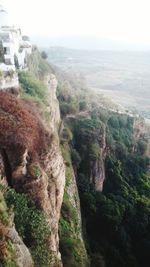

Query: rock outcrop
[[90, 156, 105, 192], [133, 117, 146, 139], [46, 74, 61, 131], [0, 216, 33, 267], [90, 126, 106, 191]]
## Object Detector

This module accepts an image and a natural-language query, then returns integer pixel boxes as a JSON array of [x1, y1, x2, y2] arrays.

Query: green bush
[[89, 143, 101, 160], [41, 51, 48, 59], [60, 102, 78, 116], [18, 71, 48, 104], [79, 100, 87, 111], [108, 115, 119, 128], [28, 50, 51, 78]]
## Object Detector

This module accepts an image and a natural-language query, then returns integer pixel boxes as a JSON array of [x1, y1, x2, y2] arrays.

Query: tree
[[41, 51, 48, 59], [137, 140, 147, 155], [0, 40, 4, 63]]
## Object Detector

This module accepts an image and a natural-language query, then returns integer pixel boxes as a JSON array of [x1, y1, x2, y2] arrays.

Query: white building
[[0, 4, 32, 70]]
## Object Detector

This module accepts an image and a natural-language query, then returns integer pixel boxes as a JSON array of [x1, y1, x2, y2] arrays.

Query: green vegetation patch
[[59, 143, 89, 267], [4, 187, 52, 267], [27, 162, 42, 178], [57, 78, 150, 266], [28, 49, 51, 79], [18, 71, 48, 105], [0, 189, 18, 266], [0, 190, 10, 226]]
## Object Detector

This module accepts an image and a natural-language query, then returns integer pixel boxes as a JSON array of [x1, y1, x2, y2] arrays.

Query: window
[[4, 47, 10, 55]]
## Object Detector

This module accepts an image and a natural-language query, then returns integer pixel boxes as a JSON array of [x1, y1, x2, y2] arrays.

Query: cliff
[[46, 74, 60, 131], [59, 142, 89, 267], [0, 64, 65, 266], [56, 74, 150, 267], [0, 50, 88, 267], [1, 49, 150, 267]]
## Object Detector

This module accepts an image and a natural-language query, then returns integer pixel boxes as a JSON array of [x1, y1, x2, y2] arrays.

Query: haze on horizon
[[2, 0, 150, 49]]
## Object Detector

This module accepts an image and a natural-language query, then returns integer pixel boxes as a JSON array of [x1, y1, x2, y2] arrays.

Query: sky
[[1, 0, 150, 45]]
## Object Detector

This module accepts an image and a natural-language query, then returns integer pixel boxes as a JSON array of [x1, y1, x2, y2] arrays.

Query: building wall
[[2, 40, 15, 65], [0, 5, 32, 90], [0, 72, 19, 89]]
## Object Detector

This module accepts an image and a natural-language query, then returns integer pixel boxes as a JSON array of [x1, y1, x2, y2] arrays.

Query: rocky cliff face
[[0, 153, 33, 267], [0, 203, 33, 267], [90, 126, 106, 192], [0, 74, 65, 266], [133, 117, 146, 139], [133, 116, 150, 175], [90, 157, 105, 192], [60, 143, 89, 267], [46, 74, 61, 131], [0, 69, 90, 266]]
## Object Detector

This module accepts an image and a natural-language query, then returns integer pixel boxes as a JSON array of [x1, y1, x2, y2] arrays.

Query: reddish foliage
[[0, 92, 51, 167]]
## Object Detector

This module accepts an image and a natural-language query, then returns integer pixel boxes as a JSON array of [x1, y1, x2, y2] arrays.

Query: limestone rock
[[90, 126, 106, 192]]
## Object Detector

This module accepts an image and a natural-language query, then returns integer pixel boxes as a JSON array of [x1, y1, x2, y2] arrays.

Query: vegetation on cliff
[[0, 51, 59, 267], [6, 187, 52, 267], [59, 142, 89, 267], [57, 76, 150, 267], [0, 191, 18, 267]]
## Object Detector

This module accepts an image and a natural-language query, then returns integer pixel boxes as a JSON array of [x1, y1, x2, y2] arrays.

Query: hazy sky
[[2, 0, 150, 44]]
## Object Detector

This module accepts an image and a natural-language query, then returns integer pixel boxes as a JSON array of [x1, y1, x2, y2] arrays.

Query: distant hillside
[[31, 35, 150, 51], [46, 47, 150, 119]]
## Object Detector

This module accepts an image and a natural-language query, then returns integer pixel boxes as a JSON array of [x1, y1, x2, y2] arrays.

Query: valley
[[47, 47, 150, 118]]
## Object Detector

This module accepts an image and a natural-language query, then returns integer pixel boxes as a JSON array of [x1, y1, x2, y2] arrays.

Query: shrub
[[27, 50, 51, 78], [89, 143, 101, 160], [137, 140, 147, 155], [27, 163, 42, 177], [60, 102, 78, 117], [108, 116, 119, 128], [18, 71, 48, 104], [79, 100, 87, 111], [71, 149, 81, 167], [5, 187, 51, 267], [41, 51, 48, 59]]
